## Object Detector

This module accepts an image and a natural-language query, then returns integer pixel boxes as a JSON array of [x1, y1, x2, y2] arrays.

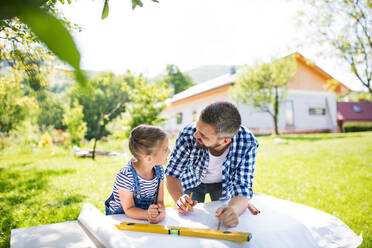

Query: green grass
[[1, 132, 371, 247]]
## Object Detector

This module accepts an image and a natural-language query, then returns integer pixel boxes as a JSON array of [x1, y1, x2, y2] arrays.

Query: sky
[[60, 0, 363, 91]]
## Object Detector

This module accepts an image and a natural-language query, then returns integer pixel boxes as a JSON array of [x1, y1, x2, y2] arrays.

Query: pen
[[217, 203, 226, 230], [217, 220, 223, 230], [152, 171, 161, 205], [186, 192, 193, 211]]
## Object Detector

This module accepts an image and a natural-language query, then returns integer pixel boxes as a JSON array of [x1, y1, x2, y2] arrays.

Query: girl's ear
[[144, 154, 152, 162]]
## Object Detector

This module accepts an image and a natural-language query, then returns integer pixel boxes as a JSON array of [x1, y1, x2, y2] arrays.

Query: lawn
[[1, 132, 371, 247]]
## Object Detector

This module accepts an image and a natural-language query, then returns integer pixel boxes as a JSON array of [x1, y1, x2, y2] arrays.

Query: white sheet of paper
[[82, 193, 362, 248], [11, 193, 362, 248]]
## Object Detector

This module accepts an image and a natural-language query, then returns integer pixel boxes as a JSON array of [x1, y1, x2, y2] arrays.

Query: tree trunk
[[92, 112, 104, 160], [274, 86, 279, 135], [91, 99, 126, 160]]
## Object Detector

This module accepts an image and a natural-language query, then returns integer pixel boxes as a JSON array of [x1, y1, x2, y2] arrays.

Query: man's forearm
[[166, 175, 184, 202], [228, 196, 249, 216]]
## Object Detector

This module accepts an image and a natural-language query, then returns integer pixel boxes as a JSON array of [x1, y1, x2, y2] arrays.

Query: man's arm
[[232, 144, 257, 199], [166, 175, 184, 202], [228, 196, 249, 216], [165, 126, 198, 213], [216, 141, 258, 227], [166, 175, 197, 213]]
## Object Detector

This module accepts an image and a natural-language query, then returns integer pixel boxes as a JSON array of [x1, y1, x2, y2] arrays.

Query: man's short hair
[[199, 101, 241, 138]]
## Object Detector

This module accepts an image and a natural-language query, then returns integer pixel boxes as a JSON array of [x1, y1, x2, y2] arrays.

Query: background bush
[[343, 122, 372, 132]]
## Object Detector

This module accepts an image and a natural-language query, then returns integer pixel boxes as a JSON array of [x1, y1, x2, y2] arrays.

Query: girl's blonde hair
[[129, 125, 167, 160]]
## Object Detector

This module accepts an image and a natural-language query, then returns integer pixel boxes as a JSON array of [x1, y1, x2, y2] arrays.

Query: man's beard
[[196, 139, 207, 149], [196, 139, 221, 150]]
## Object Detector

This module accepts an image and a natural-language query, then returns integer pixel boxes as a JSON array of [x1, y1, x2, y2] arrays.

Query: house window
[[285, 100, 294, 126], [192, 111, 198, 121], [352, 105, 361, 113], [176, 112, 183, 124], [309, 107, 325, 116]]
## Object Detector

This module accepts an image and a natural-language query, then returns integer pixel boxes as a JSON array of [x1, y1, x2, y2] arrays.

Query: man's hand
[[176, 194, 197, 214], [215, 206, 239, 228]]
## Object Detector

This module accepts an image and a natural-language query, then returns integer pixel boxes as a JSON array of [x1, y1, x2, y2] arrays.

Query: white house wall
[[161, 92, 231, 132], [287, 90, 337, 130], [161, 89, 337, 134]]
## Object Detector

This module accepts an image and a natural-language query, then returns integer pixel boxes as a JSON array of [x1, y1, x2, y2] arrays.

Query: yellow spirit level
[[115, 222, 252, 242]]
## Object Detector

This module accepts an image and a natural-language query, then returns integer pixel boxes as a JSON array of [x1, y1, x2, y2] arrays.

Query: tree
[[337, 90, 372, 102], [297, 0, 371, 93], [1, 0, 85, 84], [1, 0, 159, 85], [36, 91, 66, 130], [230, 55, 297, 135], [122, 77, 171, 137], [70, 72, 131, 159], [70, 72, 129, 140], [63, 100, 87, 145], [0, 68, 38, 133], [163, 64, 194, 94]]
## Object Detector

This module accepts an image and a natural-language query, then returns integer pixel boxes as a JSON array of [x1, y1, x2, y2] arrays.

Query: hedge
[[343, 122, 372, 132]]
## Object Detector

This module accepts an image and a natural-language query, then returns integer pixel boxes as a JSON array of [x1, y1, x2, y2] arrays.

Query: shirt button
[[136, 195, 140, 199]]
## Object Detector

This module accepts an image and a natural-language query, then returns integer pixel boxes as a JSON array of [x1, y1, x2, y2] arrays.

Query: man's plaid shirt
[[165, 123, 259, 200]]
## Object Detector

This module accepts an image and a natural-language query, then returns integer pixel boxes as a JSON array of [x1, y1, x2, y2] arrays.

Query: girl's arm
[[118, 188, 149, 220]]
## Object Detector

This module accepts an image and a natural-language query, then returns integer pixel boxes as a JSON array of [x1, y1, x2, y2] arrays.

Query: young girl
[[105, 125, 170, 223]]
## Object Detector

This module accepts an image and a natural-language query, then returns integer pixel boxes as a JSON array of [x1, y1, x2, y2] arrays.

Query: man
[[165, 101, 259, 227]]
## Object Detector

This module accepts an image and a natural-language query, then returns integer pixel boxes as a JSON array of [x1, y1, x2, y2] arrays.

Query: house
[[337, 101, 372, 131], [161, 53, 350, 135]]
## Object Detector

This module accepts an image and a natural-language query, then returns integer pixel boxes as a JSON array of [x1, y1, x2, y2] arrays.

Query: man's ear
[[223, 138, 232, 145]]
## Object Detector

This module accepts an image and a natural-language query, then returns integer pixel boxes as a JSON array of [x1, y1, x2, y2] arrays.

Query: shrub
[[343, 122, 372, 132], [37, 93, 66, 130], [63, 100, 87, 145], [8, 119, 42, 147]]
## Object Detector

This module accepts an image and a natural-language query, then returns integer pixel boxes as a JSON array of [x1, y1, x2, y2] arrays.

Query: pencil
[[247, 203, 260, 215], [186, 192, 193, 211]]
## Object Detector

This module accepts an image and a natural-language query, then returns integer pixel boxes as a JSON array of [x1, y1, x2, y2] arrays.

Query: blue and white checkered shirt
[[165, 123, 259, 200]]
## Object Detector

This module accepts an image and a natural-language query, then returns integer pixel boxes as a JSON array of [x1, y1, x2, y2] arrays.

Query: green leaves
[[19, 6, 85, 85], [1, 0, 86, 85], [296, 0, 371, 93], [164, 64, 194, 94], [132, 0, 144, 9], [101, 0, 160, 15], [123, 76, 171, 137], [70, 72, 129, 139], [63, 100, 87, 145], [101, 0, 109, 19], [1, 0, 162, 88], [101, 0, 160, 19]]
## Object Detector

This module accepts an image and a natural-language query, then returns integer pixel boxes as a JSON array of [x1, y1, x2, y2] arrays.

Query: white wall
[[161, 92, 231, 132], [161, 89, 337, 133], [287, 90, 337, 130]]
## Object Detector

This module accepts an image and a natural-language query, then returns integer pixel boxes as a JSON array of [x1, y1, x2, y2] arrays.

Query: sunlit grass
[[0, 132, 371, 247]]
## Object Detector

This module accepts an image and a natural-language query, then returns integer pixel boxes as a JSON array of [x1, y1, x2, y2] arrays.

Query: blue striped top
[[110, 161, 164, 212]]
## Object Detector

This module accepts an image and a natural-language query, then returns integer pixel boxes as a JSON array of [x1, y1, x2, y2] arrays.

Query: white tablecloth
[[78, 193, 362, 248]]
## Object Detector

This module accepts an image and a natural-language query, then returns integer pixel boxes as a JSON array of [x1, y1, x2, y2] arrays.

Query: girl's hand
[[148, 203, 165, 223], [148, 204, 159, 220]]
